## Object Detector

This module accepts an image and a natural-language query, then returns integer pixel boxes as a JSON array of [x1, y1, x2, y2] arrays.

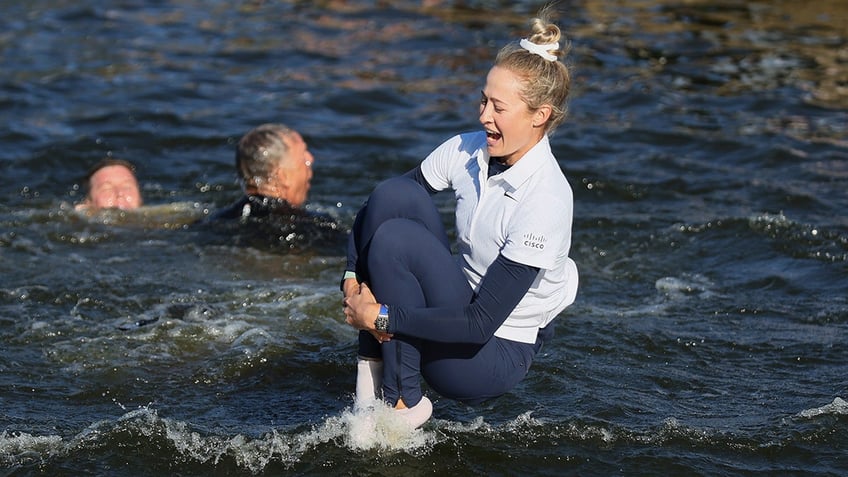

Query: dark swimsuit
[[204, 195, 345, 252]]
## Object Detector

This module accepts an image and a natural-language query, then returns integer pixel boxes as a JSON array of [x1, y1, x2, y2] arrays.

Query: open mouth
[[486, 131, 502, 141]]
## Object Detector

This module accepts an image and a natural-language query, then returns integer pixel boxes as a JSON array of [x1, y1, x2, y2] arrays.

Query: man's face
[[85, 165, 142, 210], [276, 131, 314, 207]]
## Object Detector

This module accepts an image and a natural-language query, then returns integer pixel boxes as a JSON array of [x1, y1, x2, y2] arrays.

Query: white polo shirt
[[421, 131, 579, 344]]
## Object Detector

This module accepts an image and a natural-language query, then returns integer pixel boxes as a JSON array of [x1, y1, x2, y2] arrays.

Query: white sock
[[354, 358, 383, 409], [396, 396, 432, 429]]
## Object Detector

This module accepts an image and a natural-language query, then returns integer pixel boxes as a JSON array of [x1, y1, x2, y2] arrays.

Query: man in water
[[75, 158, 143, 211], [206, 123, 343, 250], [211, 123, 314, 220]]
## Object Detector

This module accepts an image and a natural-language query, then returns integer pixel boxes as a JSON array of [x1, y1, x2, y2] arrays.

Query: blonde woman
[[343, 8, 578, 428]]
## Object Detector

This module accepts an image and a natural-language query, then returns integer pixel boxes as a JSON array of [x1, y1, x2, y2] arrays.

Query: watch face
[[375, 304, 389, 332], [375, 314, 388, 332]]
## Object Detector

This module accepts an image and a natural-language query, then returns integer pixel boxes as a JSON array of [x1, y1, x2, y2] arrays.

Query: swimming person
[[210, 123, 314, 220], [75, 158, 143, 211], [342, 7, 579, 428], [204, 123, 344, 251]]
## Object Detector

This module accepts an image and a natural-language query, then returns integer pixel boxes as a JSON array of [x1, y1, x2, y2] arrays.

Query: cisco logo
[[523, 232, 547, 250]]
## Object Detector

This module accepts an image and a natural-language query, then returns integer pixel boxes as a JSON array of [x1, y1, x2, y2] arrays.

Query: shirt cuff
[[340, 270, 359, 291]]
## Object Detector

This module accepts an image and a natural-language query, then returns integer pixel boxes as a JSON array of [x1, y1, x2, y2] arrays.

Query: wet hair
[[495, 6, 572, 134], [235, 123, 293, 189], [83, 158, 137, 188]]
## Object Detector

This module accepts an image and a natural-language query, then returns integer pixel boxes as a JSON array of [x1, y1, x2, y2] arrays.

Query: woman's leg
[[368, 220, 549, 407], [350, 177, 448, 287], [421, 337, 537, 405], [349, 176, 460, 410], [419, 322, 553, 405], [350, 176, 547, 408], [351, 176, 449, 362], [367, 217, 473, 407]]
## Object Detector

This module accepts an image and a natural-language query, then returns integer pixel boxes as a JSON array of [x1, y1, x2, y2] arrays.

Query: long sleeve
[[402, 165, 439, 195], [388, 254, 540, 344]]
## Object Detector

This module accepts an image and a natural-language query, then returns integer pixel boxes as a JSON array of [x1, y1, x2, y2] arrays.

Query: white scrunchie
[[520, 38, 559, 62]]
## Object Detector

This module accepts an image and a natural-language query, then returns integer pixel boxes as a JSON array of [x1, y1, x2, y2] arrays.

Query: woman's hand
[[343, 282, 392, 343], [342, 277, 361, 300]]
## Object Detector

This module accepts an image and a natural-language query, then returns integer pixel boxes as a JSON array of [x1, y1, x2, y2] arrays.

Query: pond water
[[1, 0, 847, 475]]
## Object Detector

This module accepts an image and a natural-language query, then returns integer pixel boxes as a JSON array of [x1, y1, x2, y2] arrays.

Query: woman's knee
[[370, 218, 422, 257], [368, 177, 430, 214]]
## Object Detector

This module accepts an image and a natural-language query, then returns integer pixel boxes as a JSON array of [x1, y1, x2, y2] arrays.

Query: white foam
[[0, 431, 64, 466], [655, 273, 716, 298], [0, 404, 440, 472], [336, 402, 435, 452], [797, 397, 848, 418]]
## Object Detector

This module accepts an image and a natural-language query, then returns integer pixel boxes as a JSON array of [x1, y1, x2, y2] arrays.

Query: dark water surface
[[2, 0, 847, 475]]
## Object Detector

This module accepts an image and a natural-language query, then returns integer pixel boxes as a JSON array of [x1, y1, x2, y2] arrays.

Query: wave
[[0, 404, 438, 473], [4, 398, 847, 474], [797, 397, 848, 419]]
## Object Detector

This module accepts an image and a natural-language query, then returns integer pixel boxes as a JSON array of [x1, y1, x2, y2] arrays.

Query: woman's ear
[[533, 105, 553, 128]]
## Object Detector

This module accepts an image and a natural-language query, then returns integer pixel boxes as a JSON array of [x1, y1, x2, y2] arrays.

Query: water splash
[[655, 273, 717, 299], [797, 397, 848, 418], [335, 403, 435, 452], [0, 404, 439, 473], [0, 431, 63, 467]]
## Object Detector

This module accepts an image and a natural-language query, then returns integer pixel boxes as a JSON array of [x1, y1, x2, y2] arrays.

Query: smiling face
[[479, 65, 549, 165], [83, 164, 142, 210]]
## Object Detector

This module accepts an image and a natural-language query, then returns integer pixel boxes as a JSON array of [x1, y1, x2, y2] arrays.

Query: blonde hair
[[495, 7, 572, 134]]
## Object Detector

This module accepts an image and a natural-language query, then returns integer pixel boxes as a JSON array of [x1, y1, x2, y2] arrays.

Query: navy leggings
[[351, 177, 545, 406]]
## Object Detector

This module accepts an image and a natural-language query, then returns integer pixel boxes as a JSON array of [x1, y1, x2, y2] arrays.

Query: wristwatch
[[375, 304, 389, 333]]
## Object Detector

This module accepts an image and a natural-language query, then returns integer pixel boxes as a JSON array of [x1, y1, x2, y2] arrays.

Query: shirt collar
[[488, 135, 553, 192]]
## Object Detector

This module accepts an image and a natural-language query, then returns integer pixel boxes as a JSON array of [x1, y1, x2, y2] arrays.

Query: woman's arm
[[389, 254, 539, 343], [402, 165, 439, 195], [345, 253, 539, 344]]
